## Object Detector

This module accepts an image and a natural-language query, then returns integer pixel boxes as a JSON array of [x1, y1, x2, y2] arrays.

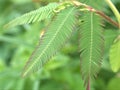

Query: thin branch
[[95, 11, 120, 28], [72, 0, 120, 28]]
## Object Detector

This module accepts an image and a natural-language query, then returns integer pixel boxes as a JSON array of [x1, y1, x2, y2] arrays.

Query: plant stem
[[71, 0, 120, 28], [105, 0, 120, 28], [87, 78, 90, 90], [95, 11, 119, 28]]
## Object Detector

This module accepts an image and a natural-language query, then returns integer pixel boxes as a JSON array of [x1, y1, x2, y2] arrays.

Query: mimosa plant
[[5, 0, 120, 90]]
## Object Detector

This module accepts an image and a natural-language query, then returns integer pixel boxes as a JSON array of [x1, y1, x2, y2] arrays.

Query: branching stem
[[71, 0, 120, 28]]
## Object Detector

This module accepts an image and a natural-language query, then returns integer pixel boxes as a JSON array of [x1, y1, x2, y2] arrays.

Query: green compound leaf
[[110, 35, 120, 72], [22, 7, 78, 77], [5, 3, 58, 28], [79, 12, 104, 88]]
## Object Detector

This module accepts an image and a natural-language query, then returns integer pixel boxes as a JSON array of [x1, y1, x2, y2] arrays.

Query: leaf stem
[[95, 11, 119, 28], [71, 0, 120, 28], [87, 78, 90, 90]]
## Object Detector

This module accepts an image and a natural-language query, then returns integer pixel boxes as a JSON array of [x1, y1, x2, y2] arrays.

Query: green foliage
[[1, 0, 120, 90], [22, 7, 78, 77], [5, 3, 58, 28], [110, 35, 120, 72], [79, 12, 104, 86]]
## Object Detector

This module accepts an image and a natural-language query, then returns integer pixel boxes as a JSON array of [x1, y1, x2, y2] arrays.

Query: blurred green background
[[0, 0, 120, 90]]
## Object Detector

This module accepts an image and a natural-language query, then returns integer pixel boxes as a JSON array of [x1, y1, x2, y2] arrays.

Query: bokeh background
[[0, 0, 120, 90]]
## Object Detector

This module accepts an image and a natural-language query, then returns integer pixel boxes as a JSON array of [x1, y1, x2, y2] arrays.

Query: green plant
[[5, 0, 120, 90]]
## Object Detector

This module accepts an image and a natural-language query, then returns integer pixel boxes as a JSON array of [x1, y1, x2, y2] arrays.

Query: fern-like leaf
[[22, 7, 78, 77], [5, 3, 58, 28], [79, 12, 104, 88]]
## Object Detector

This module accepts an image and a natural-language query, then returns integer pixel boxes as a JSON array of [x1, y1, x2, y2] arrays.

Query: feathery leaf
[[22, 7, 78, 77], [5, 3, 58, 28], [79, 12, 104, 88]]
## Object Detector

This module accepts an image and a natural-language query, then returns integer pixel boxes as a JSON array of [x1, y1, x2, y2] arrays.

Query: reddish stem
[[86, 78, 90, 90], [72, 0, 120, 28], [95, 11, 120, 28]]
